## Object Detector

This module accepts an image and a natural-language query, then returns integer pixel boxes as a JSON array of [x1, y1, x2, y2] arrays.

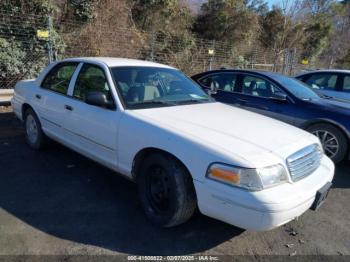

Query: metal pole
[[209, 40, 215, 70], [48, 14, 53, 63], [290, 47, 296, 75], [150, 31, 155, 62]]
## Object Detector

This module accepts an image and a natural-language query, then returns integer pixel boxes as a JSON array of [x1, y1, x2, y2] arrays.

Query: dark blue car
[[192, 69, 350, 163]]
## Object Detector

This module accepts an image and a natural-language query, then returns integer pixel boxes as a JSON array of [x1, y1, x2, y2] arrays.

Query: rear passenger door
[[37, 62, 79, 139], [64, 63, 121, 169], [197, 73, 240, 105]]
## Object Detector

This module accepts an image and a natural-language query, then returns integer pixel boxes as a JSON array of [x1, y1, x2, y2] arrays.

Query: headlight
[[206, 163, 288, 191], [257, 164, 288, 188]]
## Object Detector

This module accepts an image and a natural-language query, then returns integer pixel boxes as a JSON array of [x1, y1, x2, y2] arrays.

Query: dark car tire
[[306, 123, 348, 163], [137, 153, 197, 227], [24, 108, 47, 150]]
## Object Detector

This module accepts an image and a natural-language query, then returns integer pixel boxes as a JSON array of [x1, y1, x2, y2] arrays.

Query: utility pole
[[150, 30, 156, 62], [47, 14, 53, 63], [208, 40, 215, 70]]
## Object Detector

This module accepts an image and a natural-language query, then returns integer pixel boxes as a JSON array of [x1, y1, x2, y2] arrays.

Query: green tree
[[245, 0, 268, 15], [259, 8, 305, 50], [301, 13, 331, 61], [193, 0, 259, 44], [0, 0, 63, 88], [130, 0, 196, 66], [330, 0, 350, 68], [258, 7, 305, 71], [130, 0, 193, 34]]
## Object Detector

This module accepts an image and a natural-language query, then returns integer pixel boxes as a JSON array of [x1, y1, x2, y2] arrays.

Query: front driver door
[[63, 63, 121, 170], [235, 74, 296, 125]]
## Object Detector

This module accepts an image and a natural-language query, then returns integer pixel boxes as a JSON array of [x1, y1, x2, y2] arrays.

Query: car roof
[[191, 69, 283, 79], [295, 69, 350, 77], [60, 57, 175, 69]]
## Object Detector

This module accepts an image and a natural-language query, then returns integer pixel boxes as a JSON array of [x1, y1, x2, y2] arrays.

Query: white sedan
[[11, 57, 334, 230]]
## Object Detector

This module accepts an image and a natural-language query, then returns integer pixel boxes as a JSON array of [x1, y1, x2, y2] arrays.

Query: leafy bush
[[0, 38, 26, 78], [69, 0, 98, 21]]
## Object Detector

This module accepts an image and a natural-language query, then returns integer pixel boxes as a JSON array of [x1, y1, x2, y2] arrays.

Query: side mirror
[[85, 91, 115, 109], [205, 88, 217, 96], [204, 81, 219, 95], [272, 92, 288, 102]]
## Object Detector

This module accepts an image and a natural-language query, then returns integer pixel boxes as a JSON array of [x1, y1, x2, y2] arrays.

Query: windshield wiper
[[320, 94, 334, 99], [174, 98, 210, 105], [129, 100, 176, 108]]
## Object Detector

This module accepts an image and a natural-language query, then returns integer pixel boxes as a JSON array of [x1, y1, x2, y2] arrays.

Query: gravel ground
[[0, 107, 349, 256]]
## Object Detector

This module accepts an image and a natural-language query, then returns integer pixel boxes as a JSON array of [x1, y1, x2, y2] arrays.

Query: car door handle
[[255, 105, 268, 110], [65, 105, 73, 111], [35, 94, 41, 99], [237, 98, 248, 104]]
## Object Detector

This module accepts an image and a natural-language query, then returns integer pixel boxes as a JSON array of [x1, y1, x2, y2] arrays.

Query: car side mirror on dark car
[[205, 88, 217, 96], [203, 82, 219, 96], [85, 91, 115, 109], [272, 92, 288, 102]]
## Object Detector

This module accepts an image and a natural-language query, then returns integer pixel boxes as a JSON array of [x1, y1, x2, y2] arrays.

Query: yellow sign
[[37, 30, 49, 39], [301, 59, 309, 65], [208, 49, 215, 56]]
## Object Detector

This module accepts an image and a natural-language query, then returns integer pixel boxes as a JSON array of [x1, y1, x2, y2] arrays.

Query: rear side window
[[199, 73, 237, 92], [41, 63, 78, 94], [343, 75, 350, 92], [305, 74, 338, 90]]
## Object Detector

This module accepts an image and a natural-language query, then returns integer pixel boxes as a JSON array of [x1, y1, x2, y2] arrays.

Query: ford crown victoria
[[11, 58, 334, 230]]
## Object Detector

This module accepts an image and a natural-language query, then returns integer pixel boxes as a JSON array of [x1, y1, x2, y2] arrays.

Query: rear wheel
[[306, 123, 348, 163], [24, 108, 46, 150], [137, 153, 196, 227]]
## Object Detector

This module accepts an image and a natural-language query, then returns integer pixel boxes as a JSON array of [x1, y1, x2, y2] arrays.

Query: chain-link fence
[[1, 12, 311, 89]]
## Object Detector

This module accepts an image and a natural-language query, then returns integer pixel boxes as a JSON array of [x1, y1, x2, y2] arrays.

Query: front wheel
[[307, 123, 348, 163], [137, 153, 197, 227]]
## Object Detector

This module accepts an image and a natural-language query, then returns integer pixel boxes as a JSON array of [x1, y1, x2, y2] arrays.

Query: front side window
[[241, 75, 283, 98], [73, 64, 113, 102], [270, 74, 320, 101], [305, 74, 338, 90], [343, 75, 350, 92], [41, 63, 78, 94], [111, 67, 210, 109], [199, 74, 237, 92]]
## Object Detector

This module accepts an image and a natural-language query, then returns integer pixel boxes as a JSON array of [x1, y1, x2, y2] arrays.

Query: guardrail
[[0, 89, 14, 106]]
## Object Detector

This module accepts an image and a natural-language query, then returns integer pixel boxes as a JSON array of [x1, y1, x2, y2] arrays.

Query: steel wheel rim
[[26, 115, 38, 144], [145, 165, 170, 213], [312, 130, 339, 159]]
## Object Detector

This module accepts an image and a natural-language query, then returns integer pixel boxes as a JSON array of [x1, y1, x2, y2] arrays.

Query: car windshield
[[269, 74, 320, 101], [111, 66, 211, 109]]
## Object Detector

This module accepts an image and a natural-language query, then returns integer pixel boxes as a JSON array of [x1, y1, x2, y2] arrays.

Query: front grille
[[286, 144, 322, 182]]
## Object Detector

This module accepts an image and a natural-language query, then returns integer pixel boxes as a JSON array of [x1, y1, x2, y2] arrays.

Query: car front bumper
[[194, 156, 335, 231]]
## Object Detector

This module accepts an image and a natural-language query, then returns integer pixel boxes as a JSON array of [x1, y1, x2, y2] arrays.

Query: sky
[[266, 0, 281, 8]]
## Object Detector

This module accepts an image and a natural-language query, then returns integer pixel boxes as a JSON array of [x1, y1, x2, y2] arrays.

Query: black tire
[[24, 108, 46, 150], [137, 153, 197, 227], [306, 123, 348, 163]]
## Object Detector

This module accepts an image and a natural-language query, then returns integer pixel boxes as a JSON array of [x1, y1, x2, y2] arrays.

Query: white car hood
[[130, 102, 318, 167]]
